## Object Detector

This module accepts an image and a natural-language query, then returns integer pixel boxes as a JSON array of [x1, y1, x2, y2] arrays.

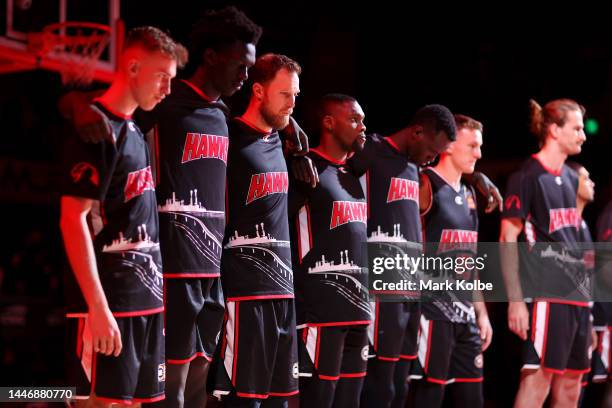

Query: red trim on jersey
[[226, 294, 294, 302], [167, 352, 212, 365], [565, 367, 591, 374], [237, 392, 269, 399], [269, 390, 300, 397], [220, 309, 228, 359], [96, 394, 165, 405], [384, 136, 401, 152], [304, 320, 371, 327], [232, 302, 240, 387], [163, 273, 220, 278], [235, 116, 272, 136], [531, 301, 538, 342], [319, 374, 340, 381], [535, 298, 590, 307], [340, 372, 367, 378], [180, 79, 215, 102], [296, 215, 302, 263], [93, 98, 133, 119], [100, 203, 108, 226], [306, 204, 313, 249], [426, 377, 446, 385], [163, 280, 167, 332], [373, 299, 380, 351], [76, 318, 85, 357], [540, 302, 550, 364], [377, 356, 400, 362], [310, 148, 346, 165], [302, 327, 308, 343], [581, 381, 588, 387], [532, 154, 562, 176], [366, 170, 371, 218], [154, 125, 160, 185], [453, 377, 484, 383], [425, 320, 433, 372], [399, 354, 417, 360], [541, 366, 566, 375], [225, 181, 229, 225], [315, 327, 322, 369]]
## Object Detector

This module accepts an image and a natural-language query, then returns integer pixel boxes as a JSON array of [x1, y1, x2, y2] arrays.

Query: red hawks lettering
[[330, 201, 367, 229], [548, 208, 580, 233], [437, 229, 478, 254], [181, 133, 228, 164], [386, 177, 419, 203], [245, 172, 289, 204], [124, 166, 155, 202]]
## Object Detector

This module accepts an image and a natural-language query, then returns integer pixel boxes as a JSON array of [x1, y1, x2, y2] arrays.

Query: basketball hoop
[[28, 22, 111, 87]]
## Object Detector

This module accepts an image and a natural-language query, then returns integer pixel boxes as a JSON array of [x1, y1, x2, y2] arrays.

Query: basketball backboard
[[0, 0, 122, 84]]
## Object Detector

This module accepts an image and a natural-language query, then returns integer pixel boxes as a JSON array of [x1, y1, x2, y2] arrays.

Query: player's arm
[[419, 172, 433, 216], [473, 296, 493, 351], [60, 196, 122, 357], [500, 217, 529, 340]]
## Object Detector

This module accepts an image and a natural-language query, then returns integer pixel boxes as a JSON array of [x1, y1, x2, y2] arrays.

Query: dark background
[[0, 1, 611, 406]]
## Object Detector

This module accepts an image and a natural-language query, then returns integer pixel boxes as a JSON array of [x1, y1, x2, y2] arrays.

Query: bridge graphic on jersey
[[225, 223, 293, 292], [307, 251, 370, 313], [158, 191, 224, 268], [102, 225, 163, 301], [368, 224, 423, 282]]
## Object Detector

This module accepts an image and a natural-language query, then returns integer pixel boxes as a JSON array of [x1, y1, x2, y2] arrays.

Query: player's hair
[[410, 104, 456, 141], [248, 53, 301, 87], [125, 26, 188, 68], [528, 98, 585, 146], [318, 93, 357, 122], [189, 6, 262, 68], [454, 114, 483, 132]]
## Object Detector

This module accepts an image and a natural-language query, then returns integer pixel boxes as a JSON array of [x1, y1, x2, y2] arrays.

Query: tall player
[[60, 27, 186, 406], [289, 94, 370, 407], [501, 99, 590, 407], [353, 104, 457, 408], [213, 54, 301, 407], [409, 114, 493, 407], [135, 8, 261, 408], [596, 200, 612, 406]]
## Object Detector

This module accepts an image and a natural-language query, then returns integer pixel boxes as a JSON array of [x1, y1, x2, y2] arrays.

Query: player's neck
[[536, 144, 567, 173], [188, 69, 221, 101], [242, 102, 273, 133], [433, 158, 462, 191], [577, 199, 586, 216], [388, 130, 408, 155], [318, 133, 349, 163], [98, 80, 138, 117]]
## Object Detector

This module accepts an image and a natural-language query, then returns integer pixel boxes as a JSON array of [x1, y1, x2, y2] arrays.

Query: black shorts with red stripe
[[298, 324, 369, 381], [212, 299, 299, 399], [164, 277, 224, 364], [66, 312, 165, 404], [522, 301, 591, 374], [411, 316, 483, 385], [368, 300, 420, 362]]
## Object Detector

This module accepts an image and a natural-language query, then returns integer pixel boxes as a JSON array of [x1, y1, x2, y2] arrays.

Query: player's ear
[[412, 125, 425, 141], [253, 82, 264, 101], [127, 58, 140, 77], [549, 123, 560, 140], [322, 115, 334, 132], [204, 48, 217, 66]]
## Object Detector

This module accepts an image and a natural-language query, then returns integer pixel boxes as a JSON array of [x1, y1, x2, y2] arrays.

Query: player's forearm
[[499, 233, 523, 301], [473, 299, 488, 318], [60, 205, 108, 310]]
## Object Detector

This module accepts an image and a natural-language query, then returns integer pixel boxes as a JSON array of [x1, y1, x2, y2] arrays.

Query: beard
[[261, 103, 290, 130]]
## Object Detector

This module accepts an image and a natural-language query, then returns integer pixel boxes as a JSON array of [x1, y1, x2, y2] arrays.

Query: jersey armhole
[[419, 172, 433, 217]]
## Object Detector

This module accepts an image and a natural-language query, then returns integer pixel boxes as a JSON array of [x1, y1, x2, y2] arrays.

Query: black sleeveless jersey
[[62, 101, 162, 316], [221, 117, 293, 301], [421, 168, 479, 323], [290, 148, 370, 325]]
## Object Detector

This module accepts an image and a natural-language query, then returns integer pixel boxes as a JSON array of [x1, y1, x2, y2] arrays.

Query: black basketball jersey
[[421, 167, 479, 323], [594, 201, 612, 327], [502, 155, 589, 304], [221, 117, 293, 300], [349, 134, 422, 298], [136, 79, 228, 278], [290, 148, 370, 325], [62, 101, 162, 316]]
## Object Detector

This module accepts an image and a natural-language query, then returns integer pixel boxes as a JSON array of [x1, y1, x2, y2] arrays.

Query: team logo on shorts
[[361, 345, 369, 361], [128, 121, 136, 132], [292, 362, 299, 379], [158, 363, 166, 382], [474, 354, 483, 369]]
